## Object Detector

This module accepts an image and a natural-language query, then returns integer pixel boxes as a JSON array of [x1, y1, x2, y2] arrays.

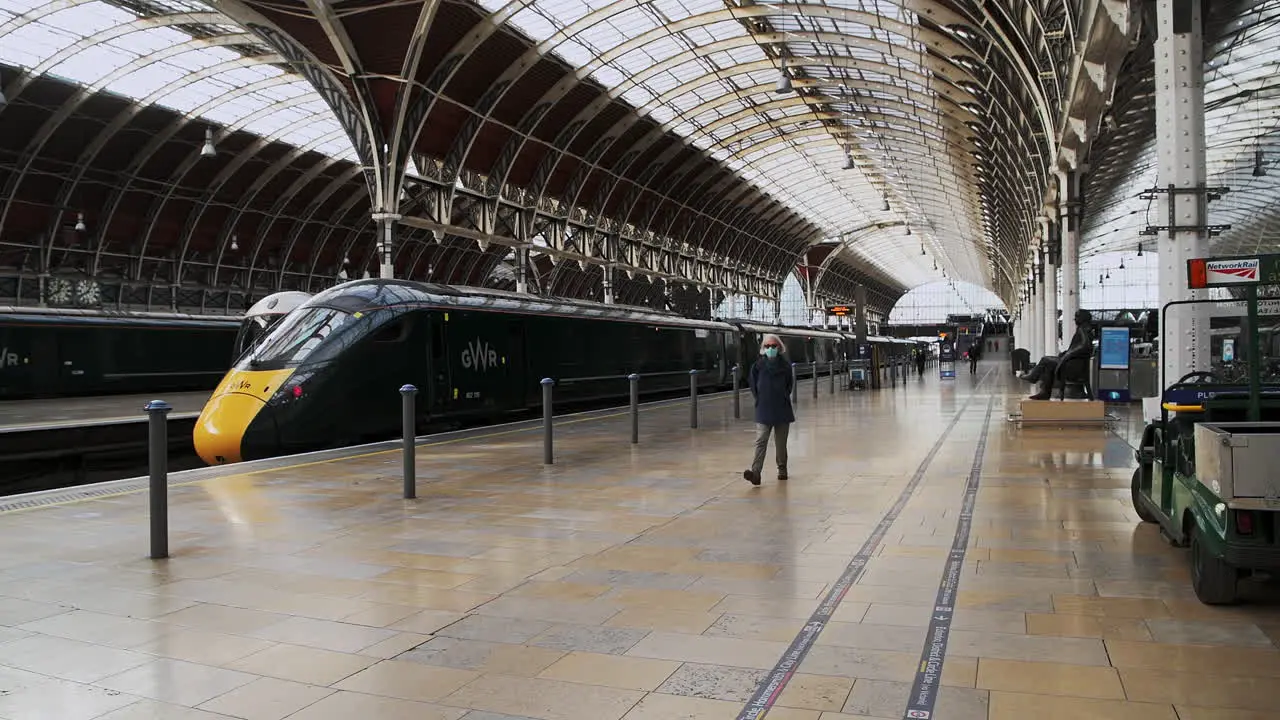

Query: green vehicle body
[[1130, 262, 1280, 603]]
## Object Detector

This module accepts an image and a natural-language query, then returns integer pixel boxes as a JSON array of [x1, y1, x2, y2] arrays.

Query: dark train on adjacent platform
[[193, 279, 916, 465], [0, 293, 311, 400]]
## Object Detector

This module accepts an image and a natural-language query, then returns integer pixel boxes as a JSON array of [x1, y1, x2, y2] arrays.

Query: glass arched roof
[[1081, 3, 1280, 259], [479, 0, 987, 290], [0, 0, 356, 160]]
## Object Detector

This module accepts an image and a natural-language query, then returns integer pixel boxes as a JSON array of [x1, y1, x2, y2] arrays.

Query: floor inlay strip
[[902, 396, 996, 720], [735, 371, 992, 720]]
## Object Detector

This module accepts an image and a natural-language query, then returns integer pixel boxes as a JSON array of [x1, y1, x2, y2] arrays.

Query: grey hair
[[759, 334, 784, 355]]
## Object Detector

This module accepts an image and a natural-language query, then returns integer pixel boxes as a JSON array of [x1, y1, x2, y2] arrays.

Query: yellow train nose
[[194, 392, 264, 464]]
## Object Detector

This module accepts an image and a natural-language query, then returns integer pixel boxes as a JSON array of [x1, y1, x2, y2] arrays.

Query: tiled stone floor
[[3, 364, 1280, 719]]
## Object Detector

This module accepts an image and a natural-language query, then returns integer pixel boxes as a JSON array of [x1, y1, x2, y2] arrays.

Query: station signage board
[[826, 305, 852, 317], [1188, 254, 1280, 288]]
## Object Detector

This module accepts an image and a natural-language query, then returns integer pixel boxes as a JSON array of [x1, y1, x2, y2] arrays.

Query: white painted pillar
[[1028, 274, 1041, 361], [1041, 218, 1059, 353], [1058, 170, 1081, 345], [372, 212, 399, 279], [1155, 0, 1210, 395]]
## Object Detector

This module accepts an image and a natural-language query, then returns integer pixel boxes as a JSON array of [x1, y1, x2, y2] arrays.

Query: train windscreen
[[242, 307, 356, 369]]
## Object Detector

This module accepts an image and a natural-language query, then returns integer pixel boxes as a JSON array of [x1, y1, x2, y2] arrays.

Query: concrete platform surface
[[3, 364, 1280, 720], [0, 391, 209, 431]]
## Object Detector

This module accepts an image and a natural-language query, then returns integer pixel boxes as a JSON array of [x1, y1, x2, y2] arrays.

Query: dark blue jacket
[[749, 355, 795, 425]]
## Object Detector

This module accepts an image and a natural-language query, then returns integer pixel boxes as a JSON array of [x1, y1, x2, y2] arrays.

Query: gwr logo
[[461, 338, 498, 372], [0, 347, 21, 370]]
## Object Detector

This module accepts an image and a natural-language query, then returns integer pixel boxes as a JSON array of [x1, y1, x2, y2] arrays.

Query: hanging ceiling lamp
[[1119, 257, 1126, 269], [1137, 242, 1144, 257], [201, 128, 216, 158], [775, 61, 792, 94]]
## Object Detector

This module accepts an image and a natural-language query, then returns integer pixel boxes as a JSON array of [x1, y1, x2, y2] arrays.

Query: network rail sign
[[1188, 254, 1280, 289]]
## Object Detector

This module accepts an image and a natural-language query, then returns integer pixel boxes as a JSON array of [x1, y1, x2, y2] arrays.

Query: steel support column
[[372, 212, 399, 280], [516, 247, 529, 294], [854, 285, 868, 343], [1154, 0, 1209, 399], [1058, 169, 1081, 346], [602, 265, 614, 304], [1029, 268, 1042, 361], [1041, 217, 1059, 353]]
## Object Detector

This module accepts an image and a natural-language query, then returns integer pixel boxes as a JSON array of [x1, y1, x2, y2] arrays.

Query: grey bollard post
[[689, 369, 699, 429], [791, 363, 799, 404], [829, 361, 835, 394], [812, 361, 818, 398], [400, 385, 418, 499], [541, 378, 554, 464], [628, 373, 640, 444], [145, 400, 172, 559], [732, 365, 741, 419]]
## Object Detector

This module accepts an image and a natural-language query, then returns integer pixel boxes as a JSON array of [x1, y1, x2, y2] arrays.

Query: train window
[[244, 307, 353, 368], [372, 317, 411, 343]]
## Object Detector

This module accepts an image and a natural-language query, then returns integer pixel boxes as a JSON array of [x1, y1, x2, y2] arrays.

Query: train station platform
[[2, 366, 1279, 720], [0, 391, 208, 433]]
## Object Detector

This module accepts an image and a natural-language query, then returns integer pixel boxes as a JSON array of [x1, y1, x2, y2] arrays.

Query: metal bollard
[[628, 373, 640, 444], [541, 378, 554, 464], [145, 400, 171, 559], [791, 363, 798, 404], [689, 369, 699, 429], [400, 385, 417, 499], [732, 365, 741, 419], [829, 361, 835, 394], [812, 361, 818, 398]]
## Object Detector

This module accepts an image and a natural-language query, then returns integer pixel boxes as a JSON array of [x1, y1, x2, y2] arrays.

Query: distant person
[[744, 334, 794, 486], [968, 344, 980, 373], [916, 349, 926, 376]]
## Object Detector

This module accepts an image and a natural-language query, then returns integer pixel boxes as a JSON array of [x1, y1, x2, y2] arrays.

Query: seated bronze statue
[[1018, 309, 1094, 400]]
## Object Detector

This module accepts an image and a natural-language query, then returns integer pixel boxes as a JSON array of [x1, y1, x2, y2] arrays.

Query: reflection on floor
[[2, 363, 1279, 720]]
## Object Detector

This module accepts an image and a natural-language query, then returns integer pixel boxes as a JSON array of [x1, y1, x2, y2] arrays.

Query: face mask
[[764, 347, 778, 358]]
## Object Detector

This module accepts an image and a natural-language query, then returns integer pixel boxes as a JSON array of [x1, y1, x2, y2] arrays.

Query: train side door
[[428, 313, 451, 413], [504, 318, 528, 409]]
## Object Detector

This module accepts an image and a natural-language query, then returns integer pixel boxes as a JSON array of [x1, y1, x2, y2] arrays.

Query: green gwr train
[[0, 309, 239, 399], [194, 279, 911, 465]]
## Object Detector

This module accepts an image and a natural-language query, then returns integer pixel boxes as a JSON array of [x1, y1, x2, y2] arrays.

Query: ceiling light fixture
[[881, 197, 890, 212], [201, 128, 216, 158], [920, 243, 925, 255], [775, 63, 793, 94], [74, 213, 86, 232], [1254, 149, 1267, 177], [1119, 257, 1126, 269], [1137, 242, 1144, 257], [230, 235, 238, 252]]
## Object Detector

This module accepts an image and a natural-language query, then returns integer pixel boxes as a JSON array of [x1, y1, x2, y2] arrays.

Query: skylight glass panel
[[0, 23, 67, 66], [552, 37, 594, 66], [3, 0, 46, 13], [48, 42, 134, 84], [477, 0, 506, 11], [46, 3, 131, 36], [590, 64, 627, 88], [115, 60, 187, 97], [107, 25, 185, 53], [509, 7, 558, 40], [166, 45, 234, 71], [159, 76, 225, 112]]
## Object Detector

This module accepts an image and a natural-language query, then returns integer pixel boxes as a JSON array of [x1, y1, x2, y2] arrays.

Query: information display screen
[[1099, 326, 1131, 370]]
